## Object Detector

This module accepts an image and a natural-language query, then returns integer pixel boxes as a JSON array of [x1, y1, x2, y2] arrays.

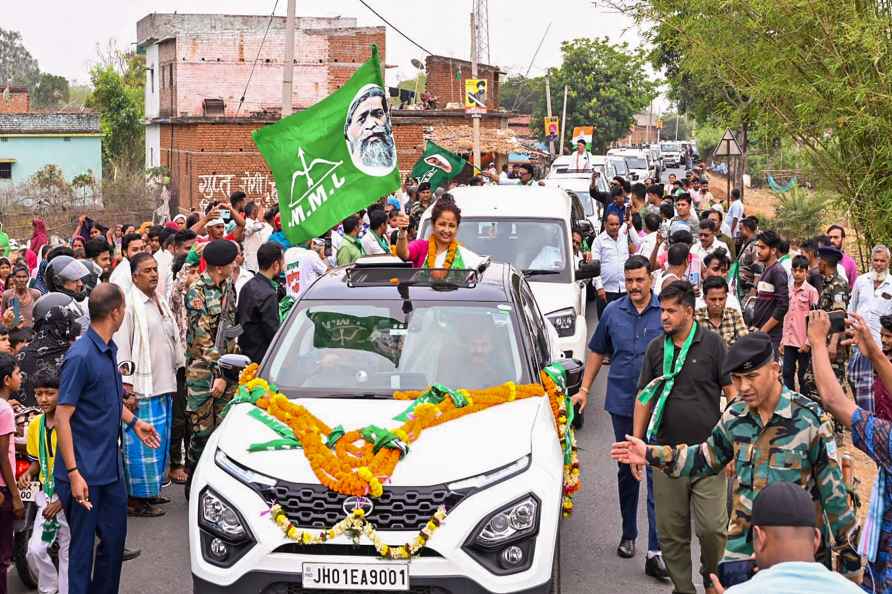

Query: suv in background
[[190, 259, 581, 594], [660, 141, 683, 168]]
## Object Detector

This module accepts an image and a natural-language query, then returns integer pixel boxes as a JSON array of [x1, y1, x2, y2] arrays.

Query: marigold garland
[[425, 237, 458, 269], [269, 505, 447, 560]]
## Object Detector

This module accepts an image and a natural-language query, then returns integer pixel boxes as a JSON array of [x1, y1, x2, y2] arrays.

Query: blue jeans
[[611, 413, 660, 551]]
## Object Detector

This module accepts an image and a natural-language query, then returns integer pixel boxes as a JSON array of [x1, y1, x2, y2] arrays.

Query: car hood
[[529, 280, 578, 317], [217, 396, 542, 486]]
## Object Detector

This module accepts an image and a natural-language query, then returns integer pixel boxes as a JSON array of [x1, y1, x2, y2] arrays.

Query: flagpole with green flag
[[253, 45, 400, 246], [410, 141, 467, 191]]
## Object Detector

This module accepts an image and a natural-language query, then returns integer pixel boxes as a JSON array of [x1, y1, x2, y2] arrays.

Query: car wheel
[[549, 533, 561, 594]]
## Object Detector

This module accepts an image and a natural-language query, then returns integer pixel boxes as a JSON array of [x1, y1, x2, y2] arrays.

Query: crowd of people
[[0, 153, 887, 593], [567, 163, 892, 593]]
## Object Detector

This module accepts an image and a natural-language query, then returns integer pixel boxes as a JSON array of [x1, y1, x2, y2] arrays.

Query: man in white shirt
[[360, 209, 390, 256], [636, 212, 662, 260], [109, 232, 145, 293], [572, 139, 593, 171], [727, 188, 744, 238], [243, 202, 273, 272], [283, 242, 330, 300], [691, 220, 730, 262], [847, 243, 892, 411], [154, 230, 176, 304], [591, 212, 641, 317]]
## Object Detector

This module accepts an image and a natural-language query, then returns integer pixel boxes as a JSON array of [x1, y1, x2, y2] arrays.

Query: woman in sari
[[396, 197, 481, 269]]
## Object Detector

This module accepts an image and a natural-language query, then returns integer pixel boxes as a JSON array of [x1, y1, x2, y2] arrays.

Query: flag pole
[[559, 84, 568, 155], [281, 0, 296, 117]]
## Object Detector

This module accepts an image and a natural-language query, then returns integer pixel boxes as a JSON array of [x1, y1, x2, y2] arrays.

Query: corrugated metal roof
[[0, 112, 101, 134]]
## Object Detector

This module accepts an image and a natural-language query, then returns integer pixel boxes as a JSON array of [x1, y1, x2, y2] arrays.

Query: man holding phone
[[612, 332, 860, 591]]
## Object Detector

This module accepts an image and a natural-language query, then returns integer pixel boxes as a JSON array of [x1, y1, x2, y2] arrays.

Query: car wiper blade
[[324, 392, 393, 399], [522, 269, 561, 277]]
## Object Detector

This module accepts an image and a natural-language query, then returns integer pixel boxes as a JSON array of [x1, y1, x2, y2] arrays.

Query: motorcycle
[[12, 406, 56, 590]]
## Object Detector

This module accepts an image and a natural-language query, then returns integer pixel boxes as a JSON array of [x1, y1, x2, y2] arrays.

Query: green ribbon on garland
[[249, 438, 302, 452], [392, 384, 470, 422], [543, 363, 575, 464], [325, 425, 346, 449], [245, 408, 302, 451]]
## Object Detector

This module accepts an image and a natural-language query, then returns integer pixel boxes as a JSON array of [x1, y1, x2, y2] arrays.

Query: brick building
[[139, 13, 519, 212], [0, 86, 30, 114], [424, 55, 501, 109], [621, 111, 662, 147]]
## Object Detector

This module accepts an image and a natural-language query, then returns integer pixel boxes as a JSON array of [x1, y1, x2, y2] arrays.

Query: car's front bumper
[[190, 441, 562, 594]]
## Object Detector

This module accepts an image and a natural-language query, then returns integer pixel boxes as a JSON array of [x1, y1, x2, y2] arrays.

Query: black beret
[[203, 239, 238, 267], [818, 245, 843, 263], [751, 482, 816, 527], [723, 332, 774, 375]]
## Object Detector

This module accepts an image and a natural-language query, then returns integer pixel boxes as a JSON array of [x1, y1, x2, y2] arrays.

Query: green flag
[[410, 141, 467, 191], [252, 46, 400, 245]]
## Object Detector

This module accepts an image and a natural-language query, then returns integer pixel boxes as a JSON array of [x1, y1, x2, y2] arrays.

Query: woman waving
[[396, 197, 482, 269]]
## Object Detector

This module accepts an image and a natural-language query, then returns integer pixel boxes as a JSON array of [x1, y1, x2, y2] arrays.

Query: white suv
[[189, 260, 582, 594]]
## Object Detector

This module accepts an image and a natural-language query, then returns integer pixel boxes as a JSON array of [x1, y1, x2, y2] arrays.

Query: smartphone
[[10, 297, 20, 327], [716, 558, 755, 588], [220, 208, 230, 222], [829, 310, 846, 333]]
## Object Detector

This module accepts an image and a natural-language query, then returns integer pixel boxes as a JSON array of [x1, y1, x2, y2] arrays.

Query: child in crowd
[[18, 369, 69, 594], [9, 327, 31, 355], [781, 255, 820, 390], [0, 352, 24, 594]]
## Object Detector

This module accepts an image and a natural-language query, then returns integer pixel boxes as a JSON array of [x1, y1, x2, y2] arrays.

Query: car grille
[[262, 585, 439, 594], [273, 543, 443, 557], [271, 482, 465, 531]]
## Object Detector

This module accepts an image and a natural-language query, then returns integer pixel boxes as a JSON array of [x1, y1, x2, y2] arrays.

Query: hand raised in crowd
[[394, 214, 411, 230], [1, 308, 15, 328], [842, 312, 876, 354], [806, 309, 832, 345]]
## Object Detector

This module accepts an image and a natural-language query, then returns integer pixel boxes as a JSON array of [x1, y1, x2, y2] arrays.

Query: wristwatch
[[127, 416, 139, 431]]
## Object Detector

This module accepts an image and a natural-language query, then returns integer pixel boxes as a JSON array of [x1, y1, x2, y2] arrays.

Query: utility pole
[[545, 77, 554, 155], [558, 84, 568, 155], [281, 0, 296, 117], [470, 11, 481, 171], [674, 109, 679, 141]]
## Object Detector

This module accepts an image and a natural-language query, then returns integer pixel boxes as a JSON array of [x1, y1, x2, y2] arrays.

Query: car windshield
[[423, 217, 570, 283], [626, 157, 648, 169], [609, 158, 628, 175], [661, 143, 679, 152], [265, 301, 527, 394], [569, 191, 595, 217]]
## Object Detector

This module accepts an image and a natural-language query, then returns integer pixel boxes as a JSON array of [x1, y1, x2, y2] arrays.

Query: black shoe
[[617, 539, 635, 558], [645, 554, 670, 580], [123, 547, 141, 562]]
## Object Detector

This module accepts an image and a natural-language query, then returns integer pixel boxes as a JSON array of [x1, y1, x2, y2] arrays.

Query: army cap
[[723, 332, 774, 375], [818, 244, 843, 265], [752, 482, 816, 527], [203, 239, 238, 267]]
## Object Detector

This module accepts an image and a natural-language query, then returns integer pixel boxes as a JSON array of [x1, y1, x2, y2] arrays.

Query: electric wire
[[356, 0, 434, 56], [236, 0, 281, 115]]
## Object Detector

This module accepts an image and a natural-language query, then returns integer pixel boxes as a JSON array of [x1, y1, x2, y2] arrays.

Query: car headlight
[[199, 488, 248, 541], [447, 455, 530, 492], [546, 308, 576, 338], [474, 495, 539, 548], [215, 449, 276, 492]]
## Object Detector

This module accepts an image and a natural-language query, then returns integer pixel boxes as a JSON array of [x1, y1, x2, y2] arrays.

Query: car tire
[[549, 532, 561, 594]]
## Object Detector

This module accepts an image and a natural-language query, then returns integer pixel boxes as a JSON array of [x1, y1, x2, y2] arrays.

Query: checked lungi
[[848, 349, 875, 413], [123, 393, 173, 498]]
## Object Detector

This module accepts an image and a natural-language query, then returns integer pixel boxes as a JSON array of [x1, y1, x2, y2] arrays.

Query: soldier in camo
[[612, 333, 860, 581], [185, 240, 241, 474], [802, 245, 851, 401]]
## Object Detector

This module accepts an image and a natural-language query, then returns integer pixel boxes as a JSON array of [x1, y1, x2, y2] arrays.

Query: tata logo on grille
[[343, 496, 374, 516]]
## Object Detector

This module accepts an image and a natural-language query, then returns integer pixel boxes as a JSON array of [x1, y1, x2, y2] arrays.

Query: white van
[[608, 148, 656, 181], [419, 186, 596, 360]]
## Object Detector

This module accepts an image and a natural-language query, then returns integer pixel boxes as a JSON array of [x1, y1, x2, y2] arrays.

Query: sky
[[5, 0, 647, 88]]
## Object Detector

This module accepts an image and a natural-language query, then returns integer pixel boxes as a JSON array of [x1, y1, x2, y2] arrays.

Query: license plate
[[18, 482, 40, 503], [302, 562, 409, 591]]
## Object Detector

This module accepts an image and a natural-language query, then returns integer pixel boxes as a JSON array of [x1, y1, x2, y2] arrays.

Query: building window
[[149, 67, 155, 93], [168, 64, 174, 87], [0, 163, 11, 180]]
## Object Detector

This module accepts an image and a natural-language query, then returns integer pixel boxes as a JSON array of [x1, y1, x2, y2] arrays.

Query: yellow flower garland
[[269, 504, 447, 560]]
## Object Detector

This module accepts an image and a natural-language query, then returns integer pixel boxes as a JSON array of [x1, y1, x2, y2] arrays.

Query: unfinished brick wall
[[158, 39, 177, 117], [0, 88, 29, 113], [425, 56, 500, 109]]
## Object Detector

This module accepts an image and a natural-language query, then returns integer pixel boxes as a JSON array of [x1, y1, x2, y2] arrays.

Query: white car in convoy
[[607, 148, 656, 182], [544, 158, 606, 234], [660, 141, 683, 168], [419, 186, 596, 361], [189, 258, 583, 594]]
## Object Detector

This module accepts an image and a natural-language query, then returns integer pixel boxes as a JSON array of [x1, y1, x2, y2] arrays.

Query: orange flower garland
[[246, 375, 580, 515], [425, 237, 458, 269]]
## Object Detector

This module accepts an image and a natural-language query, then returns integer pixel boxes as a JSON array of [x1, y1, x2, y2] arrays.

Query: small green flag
[[253, 45, 400, 245], [410, 141, 467, 191]]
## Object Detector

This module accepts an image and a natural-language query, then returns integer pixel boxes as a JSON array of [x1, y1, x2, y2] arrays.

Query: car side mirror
[[218, 353, 252, 383], [575, 260, 600, 280], [551, 357, 584, 396]]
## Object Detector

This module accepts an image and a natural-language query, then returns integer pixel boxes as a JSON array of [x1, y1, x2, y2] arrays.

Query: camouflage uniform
[[736, 238, 758, 297], [185, 273, 239, 469], [645, 387, 859, 572], [803, 272, 851, 402]]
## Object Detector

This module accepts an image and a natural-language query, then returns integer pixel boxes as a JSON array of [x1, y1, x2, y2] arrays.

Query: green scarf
[[636, 322, 698, 442], [38, 417, 59, 543]]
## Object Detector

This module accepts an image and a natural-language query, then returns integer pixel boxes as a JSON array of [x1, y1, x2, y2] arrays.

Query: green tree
[[499, 75, 545, 115], [659, 113, 693, 142], [0, 29, 40, 89], [86, 50, 145, 174], [606, 0, 892, 254], [31, 73, 70, 110], [531, 38, 658, 153]]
